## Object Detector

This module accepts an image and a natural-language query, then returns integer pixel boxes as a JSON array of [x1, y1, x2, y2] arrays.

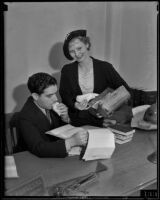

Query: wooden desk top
[[5, 128, 157, 196]]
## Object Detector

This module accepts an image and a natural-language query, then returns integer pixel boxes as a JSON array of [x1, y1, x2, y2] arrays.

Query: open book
[[82, 128, 115, 161], [45, 124, 84, 139], [46, 124, 84, 156]]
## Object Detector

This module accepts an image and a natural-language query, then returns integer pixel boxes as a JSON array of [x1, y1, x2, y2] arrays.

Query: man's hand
[[65, 129, 88, 151], [72, 129, 88, 146], [55, 103, 70, 123], [55, 103, 68, 115]]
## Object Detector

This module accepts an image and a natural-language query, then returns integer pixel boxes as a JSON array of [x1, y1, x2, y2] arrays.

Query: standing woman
[[59, 29, 132, 127]]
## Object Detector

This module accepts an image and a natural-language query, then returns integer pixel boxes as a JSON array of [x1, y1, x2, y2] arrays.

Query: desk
[[5, 128, 157, 196]]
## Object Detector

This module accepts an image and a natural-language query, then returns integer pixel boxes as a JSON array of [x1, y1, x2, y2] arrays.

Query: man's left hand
[[57, 103, 70, 123]]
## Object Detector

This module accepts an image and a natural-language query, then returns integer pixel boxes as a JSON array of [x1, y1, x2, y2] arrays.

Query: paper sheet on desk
[[82, 129, 115, 161], [5, 156, 19, 178], [45, 124, 84, 139]]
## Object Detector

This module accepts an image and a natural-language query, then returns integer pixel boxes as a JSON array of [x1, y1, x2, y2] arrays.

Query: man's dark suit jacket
[[18, 96, 67, 158], [59, 57, 131, 126]]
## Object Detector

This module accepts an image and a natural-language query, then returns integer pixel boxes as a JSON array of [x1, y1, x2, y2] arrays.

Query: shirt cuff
[[65, 139, 72, 153], [61, 115, 70, 123]]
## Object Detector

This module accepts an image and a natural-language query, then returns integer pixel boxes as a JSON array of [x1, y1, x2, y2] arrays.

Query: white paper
[[45, 124, 84, 139], [82, 128, 115, 161], [68, 147, 82, 156], [131, 105, 157, 130], [76, 93, 98, 103], [132, 105, 150, 116], [5, 156, 18, 178]]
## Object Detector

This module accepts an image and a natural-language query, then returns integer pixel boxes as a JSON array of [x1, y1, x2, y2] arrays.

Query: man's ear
[[86, 43, 89, 50], [32, 93, 39, 101]]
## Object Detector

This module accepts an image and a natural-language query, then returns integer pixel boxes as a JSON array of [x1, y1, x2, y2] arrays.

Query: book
[[108, 124, 135, 136], [45, 124, 84, 139], [88, 88, 114, 108], [82, 128, 115, 161], [115, 137, 133, 144], [115, 132, 133, 140], [89, 86, 131, 113]]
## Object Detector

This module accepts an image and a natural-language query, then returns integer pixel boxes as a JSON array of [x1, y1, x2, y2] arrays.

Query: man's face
[[36, 85, 58, 110]]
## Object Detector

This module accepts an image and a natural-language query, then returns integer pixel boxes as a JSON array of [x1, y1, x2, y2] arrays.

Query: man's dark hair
[[27, 72, 57, 95]]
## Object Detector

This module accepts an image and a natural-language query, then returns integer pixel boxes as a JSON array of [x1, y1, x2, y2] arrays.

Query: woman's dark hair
[[27, 72, 57, 95]]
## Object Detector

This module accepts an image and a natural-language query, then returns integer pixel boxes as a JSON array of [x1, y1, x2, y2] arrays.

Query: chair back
[[5, 113, 15, 155], [5, 112, 26, 154], [131, 88, 157, 107]]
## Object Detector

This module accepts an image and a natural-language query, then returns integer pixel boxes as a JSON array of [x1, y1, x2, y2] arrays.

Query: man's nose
[[52, 95, 58, 102]]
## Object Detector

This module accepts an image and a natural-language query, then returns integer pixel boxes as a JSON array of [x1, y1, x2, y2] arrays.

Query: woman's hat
[[63, 29, 87, 60]]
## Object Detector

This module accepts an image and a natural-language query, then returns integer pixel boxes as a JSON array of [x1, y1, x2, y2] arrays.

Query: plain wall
[[105, 2, 157, 90], [5, 2, 157, 113]]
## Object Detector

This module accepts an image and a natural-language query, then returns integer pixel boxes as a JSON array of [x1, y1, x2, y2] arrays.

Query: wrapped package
[[89, 86, 132, 121]]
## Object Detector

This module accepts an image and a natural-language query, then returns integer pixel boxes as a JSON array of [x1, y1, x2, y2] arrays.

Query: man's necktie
[[45, 109, 52, 124]]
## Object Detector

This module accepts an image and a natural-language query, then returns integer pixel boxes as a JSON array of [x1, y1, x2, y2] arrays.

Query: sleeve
[[105, 63, 133, 106], [107, 64, 130, 90], [59, 66, 76, 111], [19, 119, 68, 158]]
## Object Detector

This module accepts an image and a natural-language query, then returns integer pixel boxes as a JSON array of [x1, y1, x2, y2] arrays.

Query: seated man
[[18, 72, 88, 158]]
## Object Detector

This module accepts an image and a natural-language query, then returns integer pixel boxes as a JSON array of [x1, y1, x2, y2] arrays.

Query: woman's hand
[[75, 100, 88, 110]]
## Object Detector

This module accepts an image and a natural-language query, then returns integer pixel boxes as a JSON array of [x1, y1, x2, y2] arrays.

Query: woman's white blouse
[[78, 66, 94, 94]]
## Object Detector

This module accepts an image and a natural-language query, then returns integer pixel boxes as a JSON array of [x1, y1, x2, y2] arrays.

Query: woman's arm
[[59, 66, 77, 111], [106, 64, 130, 91], [105, 63, 133, 105]]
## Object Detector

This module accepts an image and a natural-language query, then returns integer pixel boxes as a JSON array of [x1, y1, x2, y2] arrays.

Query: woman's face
[[68, 38, 89, 62]]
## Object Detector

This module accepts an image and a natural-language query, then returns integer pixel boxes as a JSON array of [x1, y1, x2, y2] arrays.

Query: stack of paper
[[82, 128, 115, 161], [108, 124, 135, 144], [5, 156, 18, 178]]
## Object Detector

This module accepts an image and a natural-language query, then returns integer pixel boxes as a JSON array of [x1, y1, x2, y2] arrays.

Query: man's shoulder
[[19, 97, 36, 119]]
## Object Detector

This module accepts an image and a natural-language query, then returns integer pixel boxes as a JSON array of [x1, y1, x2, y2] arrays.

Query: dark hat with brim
[[63, 29, 87, 60]]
